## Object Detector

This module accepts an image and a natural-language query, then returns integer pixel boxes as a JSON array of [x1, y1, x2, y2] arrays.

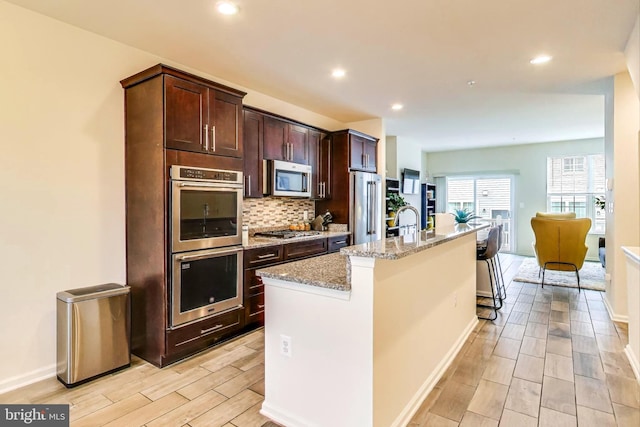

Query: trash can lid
[[57, 283, 129, 303]]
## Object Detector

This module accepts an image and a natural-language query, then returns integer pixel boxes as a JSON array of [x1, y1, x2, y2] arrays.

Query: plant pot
[[387, 211, 396, 227]]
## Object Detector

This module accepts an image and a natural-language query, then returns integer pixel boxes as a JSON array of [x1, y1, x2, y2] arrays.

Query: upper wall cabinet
[[263, 116, 309, 164], [349, 133, 378, 172], [243, 109, 263, 198], [331, 129, 379, 173], [123, 64, 246, 159]]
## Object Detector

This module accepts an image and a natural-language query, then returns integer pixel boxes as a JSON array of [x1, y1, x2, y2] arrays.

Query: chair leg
[[477, 257, 501, 320], [495, 253, 506, 300], [542, 261, 581, 292]]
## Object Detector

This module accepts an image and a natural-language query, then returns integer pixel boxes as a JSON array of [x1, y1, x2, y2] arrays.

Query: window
[[446, 176, 514, 251], [563, 157, 584, 173], [547, 154, 605, 233]]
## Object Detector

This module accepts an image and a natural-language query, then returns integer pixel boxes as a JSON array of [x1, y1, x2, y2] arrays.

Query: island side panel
[[261, 276, 375, 427], [371, 232, 478, 427]]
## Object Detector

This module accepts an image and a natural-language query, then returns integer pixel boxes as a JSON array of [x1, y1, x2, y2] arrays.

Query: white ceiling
[[7, 0, 638, 151]]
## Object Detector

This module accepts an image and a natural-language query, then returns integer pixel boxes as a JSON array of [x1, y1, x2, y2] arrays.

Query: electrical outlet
[[280, 334, 292, 357]]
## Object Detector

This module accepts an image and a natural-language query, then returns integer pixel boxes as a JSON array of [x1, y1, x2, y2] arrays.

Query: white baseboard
[[624, 345, 640, 384], [603, 295, 629, 323], [476, 291, 493, 298], [260, 401, 311, 427], [0, 364, 56, 395], [390, 316, 479, 427]]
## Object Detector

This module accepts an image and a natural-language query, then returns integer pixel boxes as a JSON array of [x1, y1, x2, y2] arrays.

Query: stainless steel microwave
[[264, 159, 312, 198]]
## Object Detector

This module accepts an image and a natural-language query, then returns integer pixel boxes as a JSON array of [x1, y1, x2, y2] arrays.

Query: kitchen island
[[257, 223, 488, 427]]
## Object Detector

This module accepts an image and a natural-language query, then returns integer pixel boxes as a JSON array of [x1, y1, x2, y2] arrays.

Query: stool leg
[[495, 253, 506, 300], [477, 257, 500, 320]]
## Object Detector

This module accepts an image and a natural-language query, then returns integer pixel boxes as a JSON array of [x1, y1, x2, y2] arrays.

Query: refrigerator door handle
[[370, 181, 377, 235], [366, 181, 376, 235]]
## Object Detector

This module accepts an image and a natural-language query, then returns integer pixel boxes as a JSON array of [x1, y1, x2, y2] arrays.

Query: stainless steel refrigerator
[[349, 171, 383, 245]]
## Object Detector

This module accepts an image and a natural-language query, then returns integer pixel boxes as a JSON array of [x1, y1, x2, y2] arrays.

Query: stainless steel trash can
[[56, 283, 131, 387]]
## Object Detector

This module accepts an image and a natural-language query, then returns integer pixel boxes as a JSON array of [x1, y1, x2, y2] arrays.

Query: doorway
[[446, 176, 515, 252]]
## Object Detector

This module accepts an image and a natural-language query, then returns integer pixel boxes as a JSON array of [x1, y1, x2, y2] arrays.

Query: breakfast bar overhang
[[257, 223, 489, 427]]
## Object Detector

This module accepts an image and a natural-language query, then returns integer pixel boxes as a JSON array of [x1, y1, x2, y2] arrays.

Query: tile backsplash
[[242, 197, 315, 229]]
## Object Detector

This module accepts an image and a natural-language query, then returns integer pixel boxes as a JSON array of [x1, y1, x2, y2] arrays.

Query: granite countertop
[[256, 223, 490, 292], [257, 252, 350, 292], [341, 222, 490, 260], [244, 230, 351, 249]]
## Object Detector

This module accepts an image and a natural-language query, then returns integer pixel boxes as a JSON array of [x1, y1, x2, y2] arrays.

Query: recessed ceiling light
[[331, 68, 346, 78], [530, 55, 552, 65], [391, 104, 403, 111], [216, 1, 239, 15], [467, 80, 476, 87]]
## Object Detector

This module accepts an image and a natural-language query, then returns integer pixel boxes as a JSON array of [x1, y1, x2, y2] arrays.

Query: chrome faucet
[[393, 205, 420, 233]]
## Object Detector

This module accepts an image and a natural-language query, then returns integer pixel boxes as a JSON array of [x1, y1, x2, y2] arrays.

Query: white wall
[[0, 0, 348, 391], [425, 138, 605, 258], [604, 71, 640, 321]]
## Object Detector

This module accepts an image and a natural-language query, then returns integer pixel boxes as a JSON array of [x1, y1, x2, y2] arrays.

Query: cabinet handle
[[211, 125, 216, 152], [257, 253, 277, 259], [247, 175, 251, 196], [290, 143, 294, 160], [366, 154, 369, 168], [204, 124, 209, 151], [333, 240, 346, 245], [201, 324, 224, 335], [257, 304, 265, 309], [322, 182, 326, 198]]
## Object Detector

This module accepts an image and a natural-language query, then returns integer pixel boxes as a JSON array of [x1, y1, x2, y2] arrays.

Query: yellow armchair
[[530, 216, 591, 291]]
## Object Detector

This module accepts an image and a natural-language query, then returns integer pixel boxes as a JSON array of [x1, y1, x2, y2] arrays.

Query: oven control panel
[[171, 165, 242, 184]]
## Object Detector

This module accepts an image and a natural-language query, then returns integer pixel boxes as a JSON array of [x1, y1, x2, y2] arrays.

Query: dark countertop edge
[[244, 231, 351, 249], [340, 223, 490, 260], [256, 252, 350, 292]]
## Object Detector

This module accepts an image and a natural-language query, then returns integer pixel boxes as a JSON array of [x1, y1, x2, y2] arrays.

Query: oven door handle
[[176, 247, 242, 261], [177, 182, 241, 189]]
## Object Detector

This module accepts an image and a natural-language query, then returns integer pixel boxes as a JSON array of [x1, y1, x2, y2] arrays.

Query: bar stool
[[495, 224, 507, 300], [477, 226, 503, 321]]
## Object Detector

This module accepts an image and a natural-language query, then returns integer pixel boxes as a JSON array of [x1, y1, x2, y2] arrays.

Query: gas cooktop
[[254, 230, 321, 239]]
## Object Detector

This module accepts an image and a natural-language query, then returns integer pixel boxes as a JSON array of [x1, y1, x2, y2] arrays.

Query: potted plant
[[387, 193, 407, 226], [452, 208, 479, 224], [594, 195, 605, 210]]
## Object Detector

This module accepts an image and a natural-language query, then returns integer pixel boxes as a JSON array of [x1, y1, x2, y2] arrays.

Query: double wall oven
[[170, 166, 244, 328]]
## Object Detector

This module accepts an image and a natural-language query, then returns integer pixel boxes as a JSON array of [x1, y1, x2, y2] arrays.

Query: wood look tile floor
[[1, 254, 638, 426], [0, 330, 274, 427], [409, 254, 640, 427]]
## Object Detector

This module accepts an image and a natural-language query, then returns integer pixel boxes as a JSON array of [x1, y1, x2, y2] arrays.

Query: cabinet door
[[263, 116, 287, 161], [349, 135, 366, 170], [243, 110, 263, 198], [318, 135, 332, 199], [288, 124, 308, 164], [363, 139, 377, 172], [209, 91, 243, 158], [164, 76, 206, 152], [308, 130, 320, 198]]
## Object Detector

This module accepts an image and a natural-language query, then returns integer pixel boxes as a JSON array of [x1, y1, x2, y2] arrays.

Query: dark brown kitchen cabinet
[[242, 235, 349, 328], [309, 131, 331, 200], [164, 74, 243, 158], [348, 132, 378, 172], [120, 64, 246, 368], [328, 235, 350, 253], [243, 244, 284, 329], [283, 238, 328, 260], [243, 109, 263, 198], [315, 129, 379, 225], [263, 116, 309, 164]]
